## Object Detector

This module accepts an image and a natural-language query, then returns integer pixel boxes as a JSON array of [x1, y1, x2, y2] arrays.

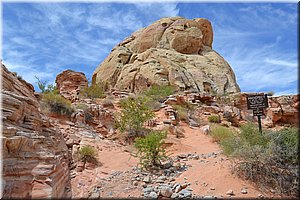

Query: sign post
[[246, 94, 269, 134]]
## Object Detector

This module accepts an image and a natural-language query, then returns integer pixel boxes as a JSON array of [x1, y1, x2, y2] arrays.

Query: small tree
[[115, 96, 155, 137], [134, 131, 167, 170], [35, 76, 48, 93]]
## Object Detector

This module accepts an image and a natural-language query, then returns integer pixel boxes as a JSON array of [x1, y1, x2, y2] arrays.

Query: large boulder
[[93, 17, 240, 94], [56, 70, 88, 102], [1, 64, 71, 198]]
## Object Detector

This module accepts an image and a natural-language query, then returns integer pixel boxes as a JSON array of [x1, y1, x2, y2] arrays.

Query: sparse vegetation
[[41, 92, 73, 116], [141, 85, 176, 102], [172, 105, 189, 122], [210, 123, 299, 196], [115, 96, 155, 137], [171, 102, 195, 123], [80, 84, 105, 99], [79, 145, 97, 163], [134, 130, 168, 170], [210, 125, 234, 143], [267, 91, 275, 96], [208, 115, 220, 123], [102, 98, 114, 108]]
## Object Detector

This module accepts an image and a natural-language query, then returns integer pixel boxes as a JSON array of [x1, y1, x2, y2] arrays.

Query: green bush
[[35, 76, 59, 94], [102, 98, 114, 108], [210, 125, 235, 143], [41, 92, 73, 116], [115, 96, 155, 137], [80, 84, 105, 99], [141, 85, 175, 102], [134, 130, 167, 170], [79, 145, 97, 163], [217, 123, 299, 196], [267, 91, 275, 96], [208, 115, 220, 123], [239, 123, 268, 147]]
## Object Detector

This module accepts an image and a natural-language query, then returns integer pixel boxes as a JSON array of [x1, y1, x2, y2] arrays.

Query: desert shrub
[[141, 85, 176, 102], [210, 125, 235, 143], [41, 92, 73, 116], [79, 145, 97, 163], [35, 76, 59, 94], [115, 96, 155, 137], [134, 130, 167, 170], [35, 76, 47, 93], [267, 91, 275, 96], [218, 123, 299, 196], [80, 84, 105, 99], [171, 102, 195, 123], [102, 98, 114, 108], [172, 104, 189, 122], [239, 123, 268, 147], [208, 115, 220, 123]]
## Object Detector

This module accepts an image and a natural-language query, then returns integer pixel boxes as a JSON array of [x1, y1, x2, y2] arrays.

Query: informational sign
[[253, 108, 264, 116], [246, 94, 269, 134], [247, 94, 269, 110]]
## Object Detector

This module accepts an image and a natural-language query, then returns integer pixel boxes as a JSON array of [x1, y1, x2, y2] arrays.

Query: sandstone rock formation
[[93, 17, 240, 94], [232, 93, 299, 127], [1, 64, 71, 198], [56, 70, 88, 102]]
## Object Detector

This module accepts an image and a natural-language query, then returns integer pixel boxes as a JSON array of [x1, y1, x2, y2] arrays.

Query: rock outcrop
[[56, 70, 88, 102], [231, 93, 299, 127], [1, 64, 71, 198], [93, 17, 240, 94]]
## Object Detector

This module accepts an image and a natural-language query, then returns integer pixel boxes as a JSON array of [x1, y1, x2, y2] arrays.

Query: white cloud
[[264, 58, 297, 68]]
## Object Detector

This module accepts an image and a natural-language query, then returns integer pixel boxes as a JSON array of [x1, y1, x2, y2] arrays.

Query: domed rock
[[92, 17, 240, 94]]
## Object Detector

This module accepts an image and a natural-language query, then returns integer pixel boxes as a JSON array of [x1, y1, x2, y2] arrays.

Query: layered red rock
[[232, 92, 299, 127], [56, 70, 88, 102], [93, 17, 240, 94], [1, 64, 71, 198]]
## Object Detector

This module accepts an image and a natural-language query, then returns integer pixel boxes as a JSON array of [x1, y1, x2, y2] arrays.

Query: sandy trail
[[70, 109, 274, 198]]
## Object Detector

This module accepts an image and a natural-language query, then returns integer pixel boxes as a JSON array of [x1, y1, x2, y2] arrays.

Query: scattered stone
[[148, 191, 158, 199], [181, 183, 188, 189], [143, 187, 153, 194], [160, 186, 173, 198], [171, 193, 179, 199], [258, 193, 264, 198], [179, 189, 192, 198], [174, 185, 182, 193], [203, 195, 215, 199], [241, 188, 247, 194], [200, 125, 210, 135], [156, 176, 167, 183], [210, 187, 215, 190], [163, 119, 172, 124], [226, 189, 234, 196], [178, 154, 188, 159], [143, 176, 152, 183], [133, 181, 138, 186]]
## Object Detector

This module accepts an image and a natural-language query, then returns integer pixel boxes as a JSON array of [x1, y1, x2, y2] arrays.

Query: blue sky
[[2, 1, 298, 95]]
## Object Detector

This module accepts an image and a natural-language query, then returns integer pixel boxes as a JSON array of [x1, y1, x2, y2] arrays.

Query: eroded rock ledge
[[1, 64, 71, 198]]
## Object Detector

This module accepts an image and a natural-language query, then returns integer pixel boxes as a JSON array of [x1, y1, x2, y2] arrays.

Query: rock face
[[56, 70, 88, 102], [1, 64, 71, 198], [232, 93, 299, 127], [93, 17, 240, 94]]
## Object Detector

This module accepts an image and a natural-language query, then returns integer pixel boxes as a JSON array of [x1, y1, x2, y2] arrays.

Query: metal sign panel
[[247, 94, 269, 110], [253, 108, 264, 116]]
